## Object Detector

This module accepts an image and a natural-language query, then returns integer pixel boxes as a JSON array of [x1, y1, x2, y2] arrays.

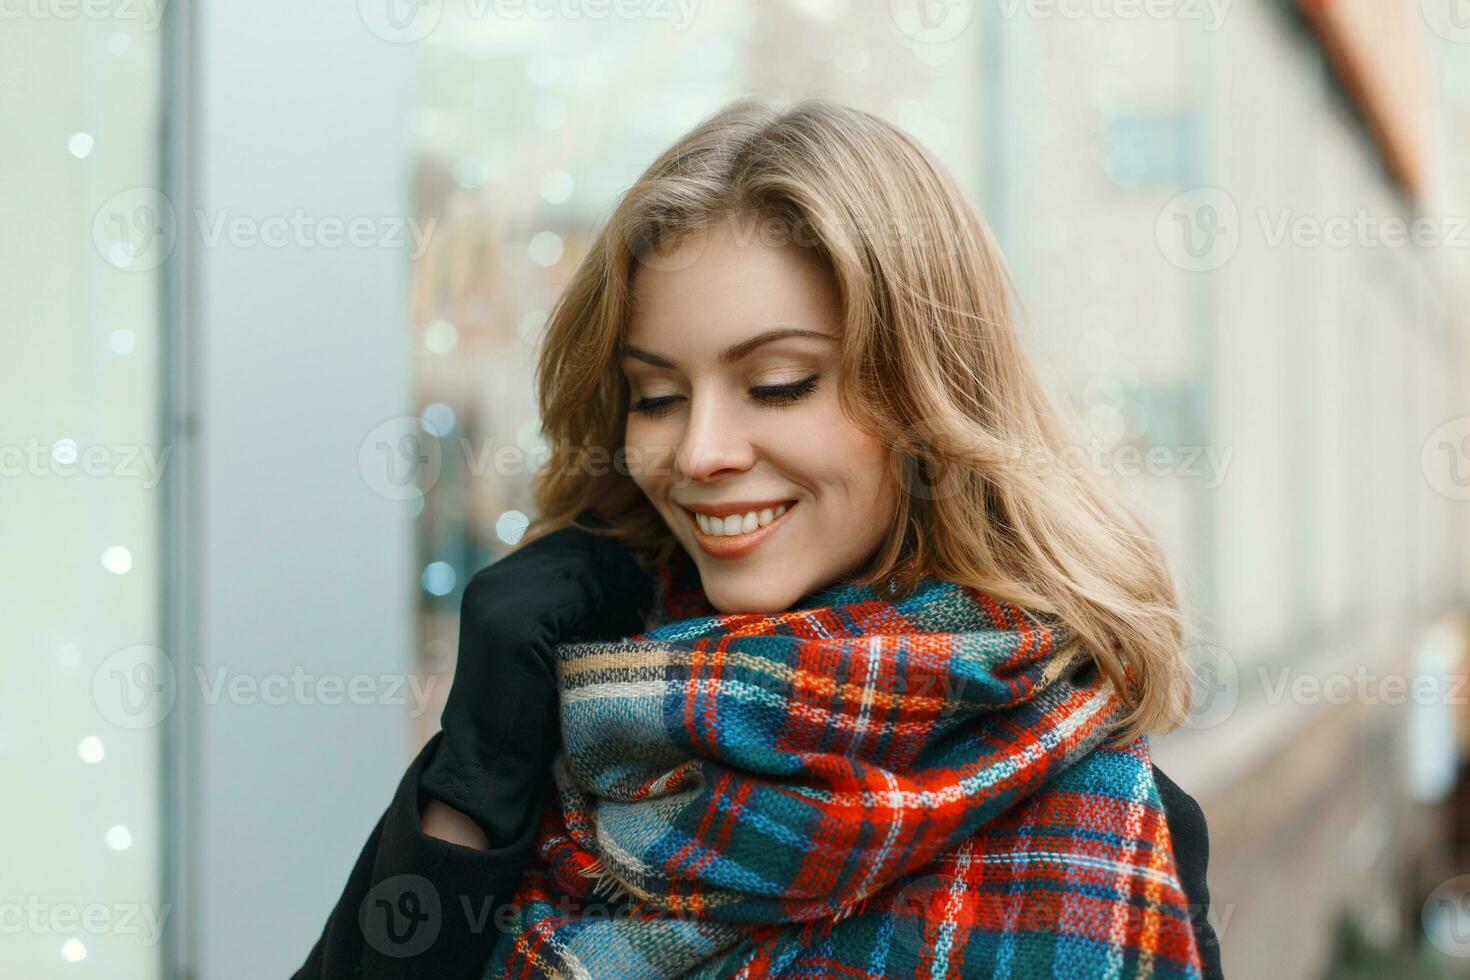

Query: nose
[[674, 388, 756, 484]]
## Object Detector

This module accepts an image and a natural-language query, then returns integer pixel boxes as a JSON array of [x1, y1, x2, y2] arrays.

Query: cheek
[[623, 418, 676, 499], [622, 419, 653, 495], [786, 404, 896, 514], [837, 432, 898, 516]]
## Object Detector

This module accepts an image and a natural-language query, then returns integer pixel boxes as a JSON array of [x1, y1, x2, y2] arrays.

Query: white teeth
[[692, 502, 789, 537]]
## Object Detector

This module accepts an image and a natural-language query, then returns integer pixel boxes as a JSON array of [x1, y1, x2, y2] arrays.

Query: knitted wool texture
[[484, 547, 1204, 978]]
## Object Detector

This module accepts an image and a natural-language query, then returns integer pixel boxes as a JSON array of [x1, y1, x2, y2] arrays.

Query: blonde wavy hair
[[522, 97, 1192, 747]]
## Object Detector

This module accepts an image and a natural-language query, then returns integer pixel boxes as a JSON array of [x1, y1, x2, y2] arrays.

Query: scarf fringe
[[579, 857, 876, 929], [578, 856, 636, 905]]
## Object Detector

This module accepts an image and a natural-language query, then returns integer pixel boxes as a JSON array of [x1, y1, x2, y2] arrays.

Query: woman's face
[[621, 217, 900, 614]]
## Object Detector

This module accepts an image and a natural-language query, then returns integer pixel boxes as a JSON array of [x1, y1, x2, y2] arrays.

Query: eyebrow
[[619, 327, 836, 369]]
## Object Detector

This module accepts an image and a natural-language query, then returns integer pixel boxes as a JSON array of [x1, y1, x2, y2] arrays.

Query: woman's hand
[[417, 513, 655, 845]]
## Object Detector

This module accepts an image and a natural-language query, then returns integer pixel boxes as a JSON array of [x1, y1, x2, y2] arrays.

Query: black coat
[[292, 730, 1224, 979]]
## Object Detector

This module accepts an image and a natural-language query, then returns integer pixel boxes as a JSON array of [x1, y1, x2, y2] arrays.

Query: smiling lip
[[680, 499, 797, 560]]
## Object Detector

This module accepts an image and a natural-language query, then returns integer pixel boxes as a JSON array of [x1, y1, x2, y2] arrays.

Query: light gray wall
[[179, 4, 414, 976]]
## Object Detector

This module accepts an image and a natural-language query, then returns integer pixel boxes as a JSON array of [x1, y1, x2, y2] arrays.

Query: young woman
[[296, 99, 1223, 979]]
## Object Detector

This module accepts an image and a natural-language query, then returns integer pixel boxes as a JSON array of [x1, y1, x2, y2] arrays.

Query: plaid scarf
[[484, 547, 1204, 978]]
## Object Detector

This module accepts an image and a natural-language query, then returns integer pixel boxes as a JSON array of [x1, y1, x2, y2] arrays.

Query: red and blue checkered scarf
[[486, 547, 1205, 978]]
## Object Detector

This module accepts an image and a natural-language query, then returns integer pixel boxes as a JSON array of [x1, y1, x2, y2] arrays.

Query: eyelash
[[628, 373, 821, 418]]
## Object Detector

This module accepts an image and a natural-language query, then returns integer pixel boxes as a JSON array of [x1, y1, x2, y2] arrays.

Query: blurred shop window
[[2, 15, 164, 977], [402, 1, 986, 743]]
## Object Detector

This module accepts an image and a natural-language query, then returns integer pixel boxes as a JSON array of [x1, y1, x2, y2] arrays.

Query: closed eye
[[751, 373, 820, 406], [628, 373, 821, 418]]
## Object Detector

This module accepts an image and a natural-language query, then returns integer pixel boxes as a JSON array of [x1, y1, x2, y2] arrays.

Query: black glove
[[418, 512, 655, 845]]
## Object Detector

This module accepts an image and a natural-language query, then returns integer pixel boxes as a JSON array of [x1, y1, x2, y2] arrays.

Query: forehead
[[626, 221, 840, 351]]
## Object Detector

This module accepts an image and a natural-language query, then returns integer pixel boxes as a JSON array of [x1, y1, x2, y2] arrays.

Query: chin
[[697, 568, 806, 615]]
